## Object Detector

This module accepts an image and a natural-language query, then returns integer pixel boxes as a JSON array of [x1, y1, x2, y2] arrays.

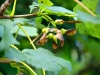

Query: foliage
[[0, 0, 100, 75]]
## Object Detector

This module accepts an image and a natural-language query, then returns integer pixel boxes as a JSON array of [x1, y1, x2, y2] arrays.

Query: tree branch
[[0, 0, 13, 16], [0, 13, 37, 19]]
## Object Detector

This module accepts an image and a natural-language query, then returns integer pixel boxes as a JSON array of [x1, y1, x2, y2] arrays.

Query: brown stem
[[0, 0, 13, 16], [64, 21, 82, 24], [0, 13, 37, 19], [0, 58, 11, 63]]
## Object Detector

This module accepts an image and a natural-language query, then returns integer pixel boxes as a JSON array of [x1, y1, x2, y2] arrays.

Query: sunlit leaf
[[76, 11, 100, 38], [73, 0, 100, 38], [38, 0, 53, 6], [35, 17, 46, 29], [73, 0, 99, 13]]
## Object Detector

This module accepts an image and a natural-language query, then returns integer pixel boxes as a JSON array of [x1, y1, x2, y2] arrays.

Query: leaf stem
[[10, 0, 17, 17], [31, 33, 42, 43], [10, 45, 19, 50], [74, 0, 97, 17], [14, 27, 20, 39], [42, 68, 46, 75], [20, 62, 37, 75], [17, 23, 36, 50]]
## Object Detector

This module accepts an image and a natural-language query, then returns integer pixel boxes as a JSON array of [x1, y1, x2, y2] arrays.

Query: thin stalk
[[20, 62, 37, 75], [42, 68, 46, 75], [31, 33, 42, 43], [10, 45, 19, 50], [15, 27, 20, 39], [17, 23, 36, 50], [10, 0, 17, 17]]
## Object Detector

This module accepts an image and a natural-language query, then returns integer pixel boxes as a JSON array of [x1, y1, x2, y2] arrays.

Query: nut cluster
[[36, 28, 77, 49]]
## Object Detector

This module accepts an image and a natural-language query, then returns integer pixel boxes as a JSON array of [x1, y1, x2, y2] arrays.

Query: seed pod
[[66, 28, 77, 36], [36, 33, 48, 45], [60, 28, 67, 34], [55, 19, 64, 25], [52, 41, 58, 49]]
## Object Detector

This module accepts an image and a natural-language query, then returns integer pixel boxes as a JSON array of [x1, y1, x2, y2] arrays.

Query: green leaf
[[38, 0, 53, 6], [73, 0, 100, 38], [0, 25, 19, 51], [45, 6, 76, 15], [29, 2, 40, 13], [96, 0, 100, 15], [11, 25, 38, 37], [5, 10, 11, 15], [0, 18, 38, 37], [76, 11, 100, 38], [77, 11, 100, 24], [0, 25, 4, 37], [42, 15, 56, 27], [35, 17, 46, 29], [4, 48, 26, 61], [73, 0, 99, 13], [4, 47, 72, 73]]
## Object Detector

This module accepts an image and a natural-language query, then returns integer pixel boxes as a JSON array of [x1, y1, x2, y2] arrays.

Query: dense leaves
[[73, 0, 100, 38], [4, 47, 72, 73]]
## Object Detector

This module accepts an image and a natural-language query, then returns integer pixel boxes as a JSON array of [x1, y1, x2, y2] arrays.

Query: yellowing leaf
[[38, 0, 53, 6]]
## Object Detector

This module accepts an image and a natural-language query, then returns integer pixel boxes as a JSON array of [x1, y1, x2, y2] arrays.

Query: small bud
[[53, 35, 57, 43], [47, 33, 53, 39], [60, 28, 67, 34], [42, 28, 49, 33], [55, 19, 64, 25]]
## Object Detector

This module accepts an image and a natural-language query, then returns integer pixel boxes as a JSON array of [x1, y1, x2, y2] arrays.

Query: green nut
[[55, 19, 64, 25], [53, 35, 57, 43], [48, 33, 53, 39], [60, 28, 67, 34], [42, 28, 49, 33]]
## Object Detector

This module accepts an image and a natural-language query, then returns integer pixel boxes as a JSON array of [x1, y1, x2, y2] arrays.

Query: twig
[[0, 13, 37, 19], [0, 0, 13, 16], [64, 20, 82, 24], [17, 23, 36, 50], [0, 58, 11, 63], [74, 0, 97, 17], [31, 33, 42, 43]]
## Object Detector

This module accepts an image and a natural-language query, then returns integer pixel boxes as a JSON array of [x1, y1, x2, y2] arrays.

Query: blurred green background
[[0, 0, 100, 75]]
